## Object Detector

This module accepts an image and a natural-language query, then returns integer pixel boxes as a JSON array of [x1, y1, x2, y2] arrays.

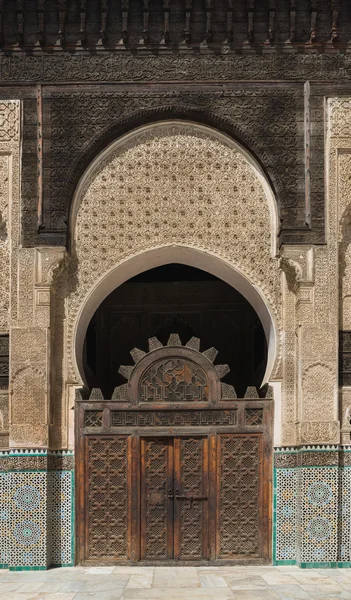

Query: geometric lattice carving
[[85, 411, 103, 428], [245, 408, 263, 426], [142, 438, 169, 559], [87, 437, 128, 559], [219, 435, 260, 557], [179, 437, 205, 559]]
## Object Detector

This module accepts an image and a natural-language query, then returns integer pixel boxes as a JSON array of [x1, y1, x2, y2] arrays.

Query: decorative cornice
[[0, 53, 351, 84]]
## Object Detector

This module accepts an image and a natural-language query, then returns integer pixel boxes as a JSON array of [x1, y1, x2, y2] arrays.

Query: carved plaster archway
[[73, 245, 278, 388], [67, 120, 281, 398]]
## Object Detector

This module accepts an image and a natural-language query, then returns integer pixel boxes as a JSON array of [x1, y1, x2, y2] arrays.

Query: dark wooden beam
[[163, 0, 170, 44], [247, 0, 254, 43], [37, 0, 45, 46], [310, 0, 318, 42], [226, 0, 233, 43], [58, 0, 67, 45], [185, 0, 192, 44], [330, 0, 340, 43], [289, 0, 296, 41], [99, 0, 108, 44], [142, 0, 149, 44], [16, 0, 24, 45], [122, 0, 129, 45], [268, 0, 276, 43], [79, 0, 87, 45], [206, 0, 212, 43]]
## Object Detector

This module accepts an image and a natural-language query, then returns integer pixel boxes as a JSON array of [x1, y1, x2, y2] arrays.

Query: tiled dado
[[0, 450, 74, 570], [274, 446, 351, 568]]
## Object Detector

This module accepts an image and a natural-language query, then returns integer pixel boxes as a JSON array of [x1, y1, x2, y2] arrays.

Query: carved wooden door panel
[[140, 438, 173, 560], [86, 436, 129, 560], [174, 436, 209, 560], [217, 434, 262, 559], [140, 436, 209, 560]]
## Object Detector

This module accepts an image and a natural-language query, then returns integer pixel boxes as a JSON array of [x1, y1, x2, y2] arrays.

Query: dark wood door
[[76, 337, 273, 564], [140, 436, 209, 561]]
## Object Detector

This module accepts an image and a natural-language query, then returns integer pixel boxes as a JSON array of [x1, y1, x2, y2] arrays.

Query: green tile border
[[9, 566, 48, 571]]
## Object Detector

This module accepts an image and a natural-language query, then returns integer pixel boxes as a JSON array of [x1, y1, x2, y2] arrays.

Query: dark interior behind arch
[[84, 263, 268, 398]]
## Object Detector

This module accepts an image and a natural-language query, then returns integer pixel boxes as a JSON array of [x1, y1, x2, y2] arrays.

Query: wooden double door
[[80, 430, 270, 563], [76, 339, 272, 564], [140, 436, 209, 561]]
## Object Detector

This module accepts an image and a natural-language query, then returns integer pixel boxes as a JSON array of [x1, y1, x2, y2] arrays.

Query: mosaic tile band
[[0, 450, 74, 570], [274, 446, 351, 567], [2, 447, 351, 569]]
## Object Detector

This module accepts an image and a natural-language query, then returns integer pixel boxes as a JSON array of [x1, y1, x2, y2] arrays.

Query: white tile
[[199, 575, 228, 588]]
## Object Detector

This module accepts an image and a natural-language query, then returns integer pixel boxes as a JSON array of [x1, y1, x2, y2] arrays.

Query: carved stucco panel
[[328, 99, 351, 444], [328, 98, 351, 139], [0, 101, 21, 450], [11, 364, 47, 426], [302, 362, 336, 422], [0, 155, 9, 332], [281, 271, 297, 446], [0, 101, 20, 334]]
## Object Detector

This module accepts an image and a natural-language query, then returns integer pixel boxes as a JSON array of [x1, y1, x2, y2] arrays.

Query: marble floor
[[1, 565, 351, 600]]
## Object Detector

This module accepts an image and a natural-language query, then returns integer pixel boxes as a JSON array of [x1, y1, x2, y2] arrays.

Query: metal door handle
[[167, 488, 174, 500], [174, 489, 207, 507], [175, 495, 207, 501]]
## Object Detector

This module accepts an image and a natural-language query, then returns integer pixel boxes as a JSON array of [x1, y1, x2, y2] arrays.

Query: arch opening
[[74, 245, 278, 388], [83, 263, 268, 398]]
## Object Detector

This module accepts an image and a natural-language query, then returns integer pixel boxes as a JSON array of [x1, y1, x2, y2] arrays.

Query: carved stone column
[[10, 248, 65, 449], [277, 240, 340, 566]]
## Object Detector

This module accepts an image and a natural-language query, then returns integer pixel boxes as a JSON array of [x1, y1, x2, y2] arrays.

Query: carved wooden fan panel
[[115, 333, 231, 404]]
